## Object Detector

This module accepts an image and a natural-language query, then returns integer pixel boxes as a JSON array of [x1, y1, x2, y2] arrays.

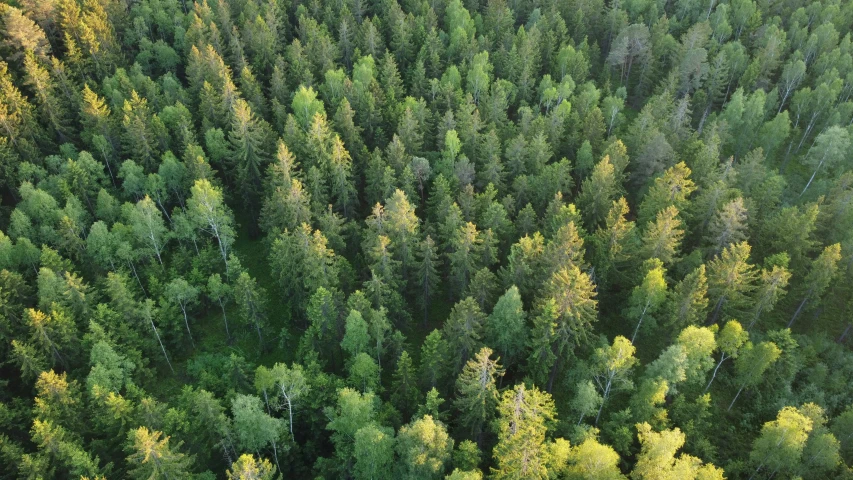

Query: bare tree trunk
[[149, 315, 174, 373], [631, 302, 650, 344], [728, 384, 745, 411], [219, 298, 231, 340], [705, 353, 728, 392], [181, 304, 196, 348]]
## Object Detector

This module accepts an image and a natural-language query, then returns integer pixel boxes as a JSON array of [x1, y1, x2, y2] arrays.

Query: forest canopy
[[1, 0, 853, 478]]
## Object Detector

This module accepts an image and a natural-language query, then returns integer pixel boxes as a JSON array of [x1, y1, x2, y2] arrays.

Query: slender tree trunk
[[128, 260, 147, 295], [262, 388, 271, 415], [705, 353, 728, 392], [595, 380, 612, 425], [800, 159, 824, 197], [728, 384, 745, 411], [149, 315, 174, 373], [283, 393, 294, 440], [181, 304, 195, 348], [788, 290, 813, 328], [218, 298, 231, 339], [838, 323, 852, 343], [578, 412, 585, 426], [631, 302, 650, 344], [270, 439, 282, 477], [156, 198, 172, 225]]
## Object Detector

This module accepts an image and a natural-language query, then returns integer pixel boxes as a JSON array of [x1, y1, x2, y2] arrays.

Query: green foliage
[[2, 1, 853, 478]]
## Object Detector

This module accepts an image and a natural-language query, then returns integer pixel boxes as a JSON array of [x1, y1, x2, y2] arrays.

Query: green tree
[[545, 265, 598, 355], [578, 156, 620, 228], [354, 423, 395, 480], [566, 438, 626, 480], [420, 329, 450, 390], [443, 297, 486, 373], [270, 362, 309, 441], [800, 126, 850, 197], [326, 388, 378, 467], [665, 264, 708, 330], [165, 277, 199, 348], [637, 162, 696, 226], [187, 179, 235, 271], [226, 454, 277, 480], [631, 422, 723, 480], [128, 196, 168, 266], [628, 259, 668, 343], [491, 384, 556, 480], [396, 415, 454, 479], [454, 347, 503, 442], [728, 341, 781, 411], [414, 235, 441, 326], [391, 351, 421, 420], [788, 243, 842, 328], [484, 286, 527, 368], [705, 320, 748, 391], [749, 257, 791, 329], [341, 310, 370, 358], [229, 99, 271, 223], [234, 272, 267, 346], [640, 206, 684, 266], [231, 394, 285, 473], [126, 427, 191, 480], [207, 274, 232, 340], [749, 406, 814, 479], [707, 241, 756, 323], [592, 336, 638, 425]]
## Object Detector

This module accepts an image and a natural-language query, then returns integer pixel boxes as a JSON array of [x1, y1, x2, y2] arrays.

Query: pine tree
[[491, 384, 556, 480], [640, 206, 684, 266], [391, 351, 421, 420], [593, 197, 637, 287], [545, 265, 598, 353], [234, 271, 267, 347], [126, 427, 191, 480], [226, 454, 277, 480], [420, 329, 450, 391], [121, 91, 161, 170], [749, 256, 791, 330], [578, 155, 620, 228], [637, 162, 696, 226], [706, 196, 748, 254], [229, 98, 272, 225], [443, 297, 486, 374], [706, 241, 757, 323], [788, 243, 842, 328], [23, 52, 71, 143], [665, 264, 709, 330], [454, 347, 503, 442], [448, 222, 483, 294], [484, 286, 527, 368]]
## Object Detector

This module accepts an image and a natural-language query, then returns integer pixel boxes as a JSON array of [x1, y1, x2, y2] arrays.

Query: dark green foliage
[[0, 0, 852, 478]]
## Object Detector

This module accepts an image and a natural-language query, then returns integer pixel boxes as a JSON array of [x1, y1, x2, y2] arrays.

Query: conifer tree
[[126, 427, 191, 480], [788, 243, 842, 328], [491, 384, 556, 480], [443, 297, 486, 373], [706, 241, 756, 323], [454, 347, 503, 442]]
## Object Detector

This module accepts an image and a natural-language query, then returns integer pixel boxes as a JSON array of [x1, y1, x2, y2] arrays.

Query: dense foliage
[[1, 0, 853, 478]]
